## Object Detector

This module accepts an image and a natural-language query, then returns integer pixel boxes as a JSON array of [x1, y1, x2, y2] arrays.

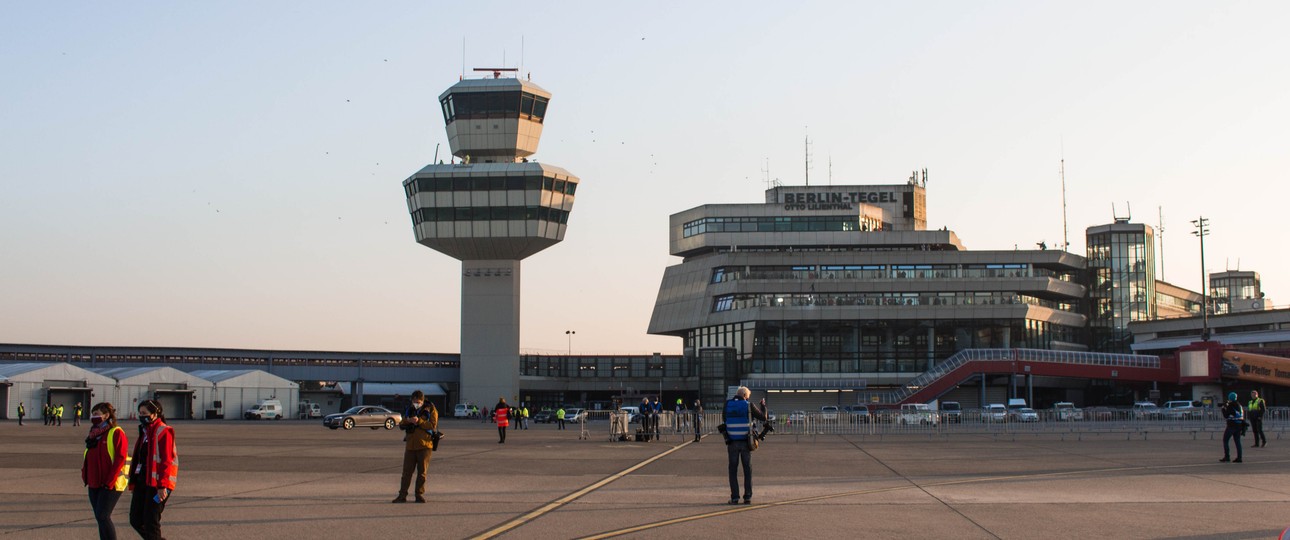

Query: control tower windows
[[440, 91, 550, 123], [406, 175, 578, 194]]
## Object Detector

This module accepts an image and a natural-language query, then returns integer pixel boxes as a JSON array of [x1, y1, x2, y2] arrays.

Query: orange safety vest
[[495, 406, 510, 427], [134, 422, 178, 490]]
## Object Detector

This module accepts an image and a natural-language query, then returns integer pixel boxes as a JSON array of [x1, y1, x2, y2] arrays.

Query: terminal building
[[645, 177, 1164, 408]]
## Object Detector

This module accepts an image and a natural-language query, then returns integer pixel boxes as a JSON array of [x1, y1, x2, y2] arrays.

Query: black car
[[533, 410, 554, 423]]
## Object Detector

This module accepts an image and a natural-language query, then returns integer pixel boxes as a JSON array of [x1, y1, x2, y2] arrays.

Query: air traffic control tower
[[402, 69, 579, 407]]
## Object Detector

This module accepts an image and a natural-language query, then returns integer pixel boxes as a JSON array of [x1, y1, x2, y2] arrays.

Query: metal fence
[[582, 407, 1290, 442]]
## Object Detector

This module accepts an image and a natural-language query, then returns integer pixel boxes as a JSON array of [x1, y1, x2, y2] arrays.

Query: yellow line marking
[[578, 458, 1290, 539], [469, 440, 694, 540]]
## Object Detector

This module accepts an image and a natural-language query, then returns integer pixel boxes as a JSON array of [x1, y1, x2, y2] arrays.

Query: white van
[[899, 403, 939, 425], [244, 399, 283, 420], [454, 403, 477, 418]]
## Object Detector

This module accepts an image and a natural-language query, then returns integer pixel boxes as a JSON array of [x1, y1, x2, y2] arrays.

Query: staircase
[[856, 348, 1164, 406]]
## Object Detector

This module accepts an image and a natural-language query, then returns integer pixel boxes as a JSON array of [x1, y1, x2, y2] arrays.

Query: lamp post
[[565, 330, 575, 355], [1191, 217, 1210, 341]]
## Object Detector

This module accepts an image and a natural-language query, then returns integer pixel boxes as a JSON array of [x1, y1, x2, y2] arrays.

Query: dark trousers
[[74, 415, 81, 426], [694, 419, 702, 442], [558, 419, 565, 430], [16, 414, 21, 426], [88, 487, 123, 540], [129, 485, 167, 540], [398, 449, 431, 497], [498, 426, 507, 443], [727, 440, 752, 500], [1251, 415, 1267, 446], [1223, 425, 1244, 460]]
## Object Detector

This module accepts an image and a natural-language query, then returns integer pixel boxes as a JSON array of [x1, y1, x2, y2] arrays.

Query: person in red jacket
[[128, 399, 177, 540], [494, 398, 510, 444], [82, 402, 129, 540]]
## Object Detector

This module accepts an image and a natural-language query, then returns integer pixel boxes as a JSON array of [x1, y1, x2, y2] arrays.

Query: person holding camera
[[393, 390, 438, 503], [1220, 391, 1245, 463], [723, 387, 768, 505], [83, 402, 128, 540], [128, 399, 177, 540]]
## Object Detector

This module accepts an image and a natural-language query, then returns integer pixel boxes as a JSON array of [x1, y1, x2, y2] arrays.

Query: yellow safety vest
[[83, 426, 131, 491], [1248, 398, 1266, 411]]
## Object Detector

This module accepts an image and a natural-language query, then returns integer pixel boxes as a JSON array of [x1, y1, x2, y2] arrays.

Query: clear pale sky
[[2, 2, 1287, 355]]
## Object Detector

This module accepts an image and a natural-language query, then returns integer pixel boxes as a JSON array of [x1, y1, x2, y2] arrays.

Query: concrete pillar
[[979, 375, 987, 409], [926, 326, 936, 370], [460, 259, 521, 408], [1001, 326, 1011, 349]]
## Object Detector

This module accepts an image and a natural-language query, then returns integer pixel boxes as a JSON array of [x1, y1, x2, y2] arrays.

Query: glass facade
[[1086, 225, 1155, 353], [711, 291, 1074, 312], [683, 319, 1081, 376], [1211, 273, 1261, 314], [709, 263, 1073, 283], [520, 355, 691, 378], [682, 215, 879, 237]]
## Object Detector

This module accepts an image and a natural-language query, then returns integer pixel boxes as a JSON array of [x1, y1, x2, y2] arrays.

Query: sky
[[2, 2, 1288, 356]]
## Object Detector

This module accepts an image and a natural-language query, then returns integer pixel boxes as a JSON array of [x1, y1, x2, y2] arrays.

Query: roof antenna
[[520, 35, 525, 77], [804, 128, 812, 186], [1059, 138, 1070, 251], [461, 37, 466, 80], [828, 155, 833, 186]]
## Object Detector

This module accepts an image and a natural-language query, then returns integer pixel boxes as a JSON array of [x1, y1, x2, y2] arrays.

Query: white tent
[[0, 363, 117, 421], [188, 370, 298, 420], [89, 367, 216, 421]]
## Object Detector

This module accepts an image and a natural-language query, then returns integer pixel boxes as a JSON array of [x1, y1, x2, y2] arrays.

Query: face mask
[[412, 402, 424, 409], [140, 415, 154, 425], [91, 416, 104, 426]]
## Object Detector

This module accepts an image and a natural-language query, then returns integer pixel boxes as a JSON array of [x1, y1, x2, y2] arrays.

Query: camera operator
[[722, 386, 768, 505], [393, 390, 437, 503]]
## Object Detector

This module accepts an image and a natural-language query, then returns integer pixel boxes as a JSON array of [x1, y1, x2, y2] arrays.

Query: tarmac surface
[[1, 418, 1288, 539]]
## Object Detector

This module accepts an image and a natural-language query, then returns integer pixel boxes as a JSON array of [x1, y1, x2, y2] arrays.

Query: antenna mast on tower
[[1060, 144, 1070, 252], [804, 129, 812, 186]]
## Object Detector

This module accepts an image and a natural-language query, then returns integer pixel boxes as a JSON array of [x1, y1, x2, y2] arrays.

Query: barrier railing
[[580, 407, 1289, 441]]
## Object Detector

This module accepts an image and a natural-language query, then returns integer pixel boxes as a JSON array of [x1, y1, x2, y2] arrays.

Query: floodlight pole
[[1191, 217, 1211, 341]]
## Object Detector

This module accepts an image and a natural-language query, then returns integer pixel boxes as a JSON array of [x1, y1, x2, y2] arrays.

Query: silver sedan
[[323, 406, 403, 430]]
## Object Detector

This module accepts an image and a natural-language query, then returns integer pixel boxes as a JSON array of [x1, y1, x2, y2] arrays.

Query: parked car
[[1009, 407, 1040, 422], [787, 410, 807, 423], [323, 406, 402, 430], [533, 409, 554, 423], [843, 404, 871, 423], [564, 408, 586, 423], [820, 406, 840, 421], [941, 401, 963, 423], [1163, 400, 1202, 420], [900, 403, 939, 425], [1053, 402, 1085, 421], [1131, 402, 1163, 420], [984, 404, 1008, 422]]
